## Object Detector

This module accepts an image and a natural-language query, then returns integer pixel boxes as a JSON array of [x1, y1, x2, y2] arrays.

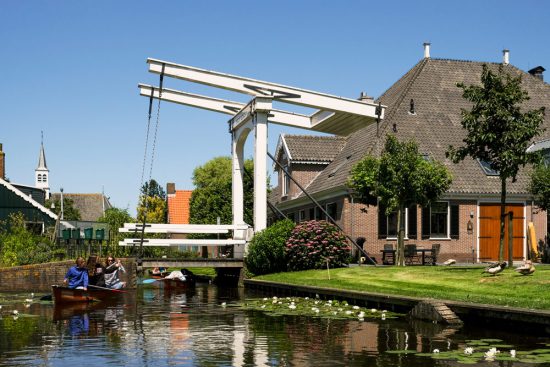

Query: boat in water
[[51, 285, 125, 304]]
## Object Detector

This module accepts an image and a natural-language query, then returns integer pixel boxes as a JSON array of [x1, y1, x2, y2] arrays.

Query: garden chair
[[383, 243, 395, 265], [404, 244, 420, 265], [425, 243, 441, 265]]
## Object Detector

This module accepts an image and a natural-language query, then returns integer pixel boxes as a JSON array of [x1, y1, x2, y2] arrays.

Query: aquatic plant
[[240, 296, 400, 320], [386, 338, 550, 364]]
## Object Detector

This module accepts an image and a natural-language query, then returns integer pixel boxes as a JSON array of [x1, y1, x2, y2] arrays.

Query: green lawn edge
[[253, 266, 550, 310]]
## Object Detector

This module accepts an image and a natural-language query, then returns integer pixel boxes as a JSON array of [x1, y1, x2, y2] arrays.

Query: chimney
[[528, 66, 545, 81], [167, 182, 176, 196], [0, 143, 5, 180], [358, 91, 374, 104], [502, 49, 510, 65], [423, 42, 431, 58]]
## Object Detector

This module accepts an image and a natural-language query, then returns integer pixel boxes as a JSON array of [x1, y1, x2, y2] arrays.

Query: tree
[[98, 207, 135, 256], [529, 163, 550, 212], [45, 197, 81, 221], [349, 135, 452, 266], [137, 179, 167, 223], [447, 65, 545, 262], [189, 156, 255, 229]]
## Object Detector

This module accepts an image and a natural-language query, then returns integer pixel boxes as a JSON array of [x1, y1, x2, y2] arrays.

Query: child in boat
[[89, 262, 106, 287], [104, 256, 126, 289], [63, 257, 89, 291]]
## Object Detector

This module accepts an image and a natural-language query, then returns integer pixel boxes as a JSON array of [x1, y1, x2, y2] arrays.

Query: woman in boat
[[63, 257, 89, 291], [104, 256, 126, 290]]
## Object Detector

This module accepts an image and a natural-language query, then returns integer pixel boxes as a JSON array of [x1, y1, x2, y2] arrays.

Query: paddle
[[141, 278, 164, 284], [88, 284, 128, 293]]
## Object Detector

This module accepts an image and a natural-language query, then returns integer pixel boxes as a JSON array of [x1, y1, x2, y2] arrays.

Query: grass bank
[[254, 265, 550, 310]]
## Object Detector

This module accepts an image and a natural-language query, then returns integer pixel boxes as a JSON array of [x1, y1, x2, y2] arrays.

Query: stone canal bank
[[244, 279, 550, 333], [0, 259, 136, 292]]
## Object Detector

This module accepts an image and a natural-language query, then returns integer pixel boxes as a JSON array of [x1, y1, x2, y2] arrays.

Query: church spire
[[35, 131, 50, 199], [37, 131, 47, 169]]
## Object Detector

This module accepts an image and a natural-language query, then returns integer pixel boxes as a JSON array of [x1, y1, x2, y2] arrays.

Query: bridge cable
[[137, 64, 166, 258]]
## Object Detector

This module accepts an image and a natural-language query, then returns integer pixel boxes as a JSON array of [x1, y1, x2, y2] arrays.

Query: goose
[[484, 262, 507, 275], [443, 259, 456, 266], [515, 260, 536, 275]]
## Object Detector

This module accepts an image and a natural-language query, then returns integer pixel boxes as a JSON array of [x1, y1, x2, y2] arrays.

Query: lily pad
[[479, 338, 503, 343]]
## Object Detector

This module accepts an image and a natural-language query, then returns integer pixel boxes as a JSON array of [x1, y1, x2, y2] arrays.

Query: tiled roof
[[302, 58, 550, 197], [278, 134, 346, 163], [168, 190, 192, 224], [51, 193, 112, 221]]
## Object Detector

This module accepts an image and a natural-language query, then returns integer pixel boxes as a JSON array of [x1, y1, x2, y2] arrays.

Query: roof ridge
[[378, 57, 429, 137]]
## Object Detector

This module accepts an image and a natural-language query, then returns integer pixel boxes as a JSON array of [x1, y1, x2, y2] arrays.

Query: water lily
[[510, 350, 516, 358], [371, 308, 377, 313], [221, 302, 227, 307], [484, 347, 499, 361], [345, 310, 352, 315], [464, 347, 474, 355], [272, 296, 278, 300], [263, 298, 268, 301], [358, 311, 365, 318], [352, 305, 359, 310], [433, 349, 440, 354], [12, 310, 18, 315], [289, 304, 296, 310], [261, 305, 266, 309]]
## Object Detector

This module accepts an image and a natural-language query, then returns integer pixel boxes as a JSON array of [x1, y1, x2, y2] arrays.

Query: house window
[[42, 175, 47, 183], [282, 165, 291, 197], [37, 174, 42, 182], [478, 159, 499, 176], [309, 207, 315, 220], [287, 212, 296, 223], [430, 202, 449, 238], [299, 210, 306, 222], [315, 207, 323, 220], [326, 203, 337, 221], [379, 207, 409, 239]]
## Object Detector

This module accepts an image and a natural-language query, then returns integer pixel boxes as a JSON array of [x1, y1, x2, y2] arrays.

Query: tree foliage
[[137, 179, 167, 223], [0, 213, 63, 267], [447, 65, 545, 261], [97, 207, 135, 256], [189, 156, 254, 229], [246, 219, 295, 276], [45, 197, 81, 221], [530, 163, 550, 212], [349, 135, 452, 266]]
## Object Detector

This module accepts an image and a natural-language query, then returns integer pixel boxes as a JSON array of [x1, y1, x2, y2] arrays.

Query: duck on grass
[[239, 296, 401, 320]]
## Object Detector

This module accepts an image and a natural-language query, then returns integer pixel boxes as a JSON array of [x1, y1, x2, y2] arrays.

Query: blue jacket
[[65, 266, 89, 289]]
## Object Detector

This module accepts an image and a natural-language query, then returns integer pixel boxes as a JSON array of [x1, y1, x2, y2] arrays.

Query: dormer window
[[478, 159, 499, 176], [282, 165, 291, 197]]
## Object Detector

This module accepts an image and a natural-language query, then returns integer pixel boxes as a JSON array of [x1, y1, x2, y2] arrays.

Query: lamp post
[[60, 187, 64, 220]]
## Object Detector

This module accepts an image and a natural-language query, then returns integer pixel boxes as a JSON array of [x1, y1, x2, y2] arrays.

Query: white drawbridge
[[120, 58, 384, 258]]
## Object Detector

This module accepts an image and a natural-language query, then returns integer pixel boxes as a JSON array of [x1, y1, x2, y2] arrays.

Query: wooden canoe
[[52, 285, 124, 304]]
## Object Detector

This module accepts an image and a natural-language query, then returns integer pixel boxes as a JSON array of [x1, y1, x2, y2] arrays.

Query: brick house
[[269, 52, 550, 263]]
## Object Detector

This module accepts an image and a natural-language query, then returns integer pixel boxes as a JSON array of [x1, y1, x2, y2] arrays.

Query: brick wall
[[0, 258, 136, 292]]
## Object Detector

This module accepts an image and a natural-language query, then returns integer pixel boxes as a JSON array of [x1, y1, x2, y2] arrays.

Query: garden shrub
[[246, 219, 295, 276], [285, 220, 350, 271]]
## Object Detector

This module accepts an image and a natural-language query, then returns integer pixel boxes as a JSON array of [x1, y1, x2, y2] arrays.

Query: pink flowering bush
[[285, 220, 351, 271]]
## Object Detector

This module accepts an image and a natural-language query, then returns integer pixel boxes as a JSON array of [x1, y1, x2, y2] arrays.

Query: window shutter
[[378, 206, 387, 239], [450, 204, 459, 239], [421, 206, 430, 239], [408, 205, 417, 239]]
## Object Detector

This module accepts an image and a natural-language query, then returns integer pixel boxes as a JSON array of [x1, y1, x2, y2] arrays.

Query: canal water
[[0, 283, 549, 366]]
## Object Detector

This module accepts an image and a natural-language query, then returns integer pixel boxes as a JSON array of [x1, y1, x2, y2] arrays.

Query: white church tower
[[35, 132, 50, 199]]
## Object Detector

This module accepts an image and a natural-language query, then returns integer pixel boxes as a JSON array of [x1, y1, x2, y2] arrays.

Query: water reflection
[[0, 285, 548, 366]]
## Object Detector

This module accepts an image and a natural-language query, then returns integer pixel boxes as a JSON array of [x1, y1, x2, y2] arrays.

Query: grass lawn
[[254, 265, 550, 310]]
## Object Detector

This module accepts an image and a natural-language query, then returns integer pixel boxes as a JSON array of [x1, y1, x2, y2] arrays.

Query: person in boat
[[63, 257, 89, 291], [104, 255, 126, 289], [89, 262, 106, 287]]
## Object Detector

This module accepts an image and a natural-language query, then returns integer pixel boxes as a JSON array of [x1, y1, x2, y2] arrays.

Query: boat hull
[[52, 285, 122, 304]]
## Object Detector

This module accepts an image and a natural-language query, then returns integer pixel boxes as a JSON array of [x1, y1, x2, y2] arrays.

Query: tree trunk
[[499, 178, 507, 262], [508, 211, 514, 267], [396, 204, 406, 266]]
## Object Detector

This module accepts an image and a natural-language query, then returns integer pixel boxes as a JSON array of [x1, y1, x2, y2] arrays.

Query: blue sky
[[1, 1, 549, 215]]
